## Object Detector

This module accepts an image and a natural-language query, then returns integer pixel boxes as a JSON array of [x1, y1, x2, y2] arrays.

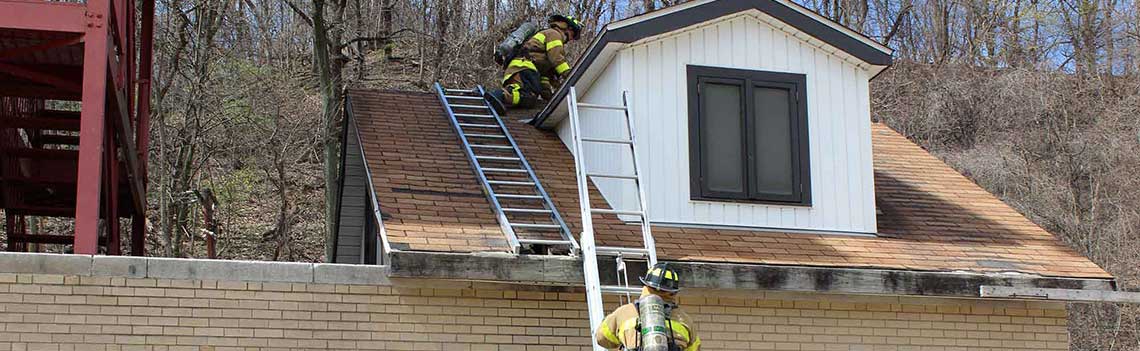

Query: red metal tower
[[1, 0, 154, 255]]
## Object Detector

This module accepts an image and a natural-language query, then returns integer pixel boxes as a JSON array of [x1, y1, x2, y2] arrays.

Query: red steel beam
[[1, 175, 76, 185], [74, 0, 111, 255], [9, 234, 108, 245], [0, 35, 84, 59], [5, 206, 75, 218], [0, 117, 81, 131], [0, 62, 83, 93], [107, 58, 145, 221], [105, 116, 121, 255], [2, 148, 79, 159], [0, 1, 88, 33], [0, 82, 81, 100], [132, 0, 155, 256]]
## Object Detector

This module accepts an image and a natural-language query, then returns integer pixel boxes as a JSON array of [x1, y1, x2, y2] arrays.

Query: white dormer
[[533, 0, 893, 235]]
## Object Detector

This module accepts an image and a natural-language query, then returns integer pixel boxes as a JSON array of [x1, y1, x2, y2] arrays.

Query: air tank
[[638, 294, 670, 351], [494, 22, 539, 67]]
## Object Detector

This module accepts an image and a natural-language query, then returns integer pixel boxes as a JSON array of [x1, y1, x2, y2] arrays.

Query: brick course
[[0, 271, 1068, 351]]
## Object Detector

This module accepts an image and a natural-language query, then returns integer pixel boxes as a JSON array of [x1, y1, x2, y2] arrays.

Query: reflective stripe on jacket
[[504, 28, 572, 80]]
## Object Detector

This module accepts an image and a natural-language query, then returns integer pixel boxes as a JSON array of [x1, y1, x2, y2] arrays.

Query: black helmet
[[549, 14, 584, 40], [640, 263, 681, 293]]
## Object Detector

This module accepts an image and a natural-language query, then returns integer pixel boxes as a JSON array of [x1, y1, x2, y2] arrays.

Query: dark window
[[687, 65, 811, 206]]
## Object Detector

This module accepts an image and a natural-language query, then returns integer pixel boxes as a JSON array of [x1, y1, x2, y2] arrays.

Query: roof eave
[[388, 250, 1118, 298]]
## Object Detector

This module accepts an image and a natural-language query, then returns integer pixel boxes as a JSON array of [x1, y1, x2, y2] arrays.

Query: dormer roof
[[533, 0, 895, 129]]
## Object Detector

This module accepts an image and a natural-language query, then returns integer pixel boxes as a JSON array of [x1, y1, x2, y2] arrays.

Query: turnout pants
[[502, 68, 544, 109]]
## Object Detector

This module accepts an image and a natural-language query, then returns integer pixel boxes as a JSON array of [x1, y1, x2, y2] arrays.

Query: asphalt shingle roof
[[349, 88, 1111, 279]]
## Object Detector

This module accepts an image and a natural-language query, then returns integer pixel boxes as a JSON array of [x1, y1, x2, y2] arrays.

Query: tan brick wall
[[0, 272, 1068, 351]]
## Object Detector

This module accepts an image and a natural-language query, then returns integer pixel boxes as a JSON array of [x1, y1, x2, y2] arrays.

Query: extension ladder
[[566, 87, 658, 351], [433, 83, 578, 254]]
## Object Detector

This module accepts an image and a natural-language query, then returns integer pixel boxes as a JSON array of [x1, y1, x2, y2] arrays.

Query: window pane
[[752, 87, 795, 196], [701, 82, 745, 194]]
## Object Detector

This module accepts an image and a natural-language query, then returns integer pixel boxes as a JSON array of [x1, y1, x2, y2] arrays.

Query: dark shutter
[[697, 79, 747, 198], [750, 83, 797, 201]]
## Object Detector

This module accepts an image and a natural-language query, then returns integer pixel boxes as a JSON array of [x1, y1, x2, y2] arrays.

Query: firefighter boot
[[485, 90, 508, 115]]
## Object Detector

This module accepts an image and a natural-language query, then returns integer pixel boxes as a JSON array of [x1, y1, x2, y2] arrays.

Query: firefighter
[[594, 263, 701, 351], [487, 14, 584, 112]]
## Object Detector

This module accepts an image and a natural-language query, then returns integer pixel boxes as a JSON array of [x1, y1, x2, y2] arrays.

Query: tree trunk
[[487, 0, 497, 30], [433, 0, 454, 82], [354, 0, 365, 80], [381, 0, 393, 58], [313, 0, 344, 262], [1102, 0, 1115, 74], [934, 0, 953, 64], [1134, 0, 1140, 74]]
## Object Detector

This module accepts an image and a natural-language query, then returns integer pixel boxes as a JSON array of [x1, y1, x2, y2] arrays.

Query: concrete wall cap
[[314, 263, 390, 285], [0, 252, 92, 275], [92, 256, 147, 278], [146, 257, 314, 283]]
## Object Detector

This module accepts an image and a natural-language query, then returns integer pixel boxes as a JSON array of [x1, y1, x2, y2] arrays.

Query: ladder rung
[[496, 194, 543, 199], [446, 95, 483, 100], [459, 123, 501, 128], [600, 286, 643, 294], [471, 144, 514, 149], [488, 180, 535, 186], [450, 104, 490, 109], [466, 134, 506, 139], [445, 88, 476, 94], [502, 208, 552, 213], [511, 223, 562, 229], [587, 173, 638, 180], [476, 156, 521, 161], [581, 137, 633, 145], [455, 113, 494, 118], [577, 103, 627, 111], [591, 209, 644, 216], [519, 239, 575, 245], [482, 168, 528, 173], [596, 246, 650, 257]]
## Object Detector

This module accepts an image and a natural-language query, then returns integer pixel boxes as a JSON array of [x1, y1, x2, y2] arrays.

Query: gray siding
[[334, 120, 371, 264]]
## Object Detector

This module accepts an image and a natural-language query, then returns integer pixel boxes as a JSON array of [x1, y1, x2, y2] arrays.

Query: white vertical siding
[[558, 12, 878, 234]]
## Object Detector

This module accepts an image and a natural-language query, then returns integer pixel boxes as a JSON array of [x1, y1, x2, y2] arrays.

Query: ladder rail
[[622, 91, 658, 266], [475, 85, 579, 254], [567, 86, 607, 351], [434, 83, 521, 252]]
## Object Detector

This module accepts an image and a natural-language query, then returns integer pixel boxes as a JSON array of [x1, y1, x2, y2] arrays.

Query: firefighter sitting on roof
[[594, 263, 701, 351], [487, 14, 583, 112]]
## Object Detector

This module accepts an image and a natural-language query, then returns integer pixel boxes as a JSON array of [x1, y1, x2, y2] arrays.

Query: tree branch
[[336, 28, 416, 50], [883, 2, 913, 44], [283, 0, 313, 27]]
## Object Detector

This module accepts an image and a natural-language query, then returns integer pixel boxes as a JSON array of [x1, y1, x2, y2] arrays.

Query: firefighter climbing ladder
[[433, 83, 578, 254], [566, 87, 659, 350]]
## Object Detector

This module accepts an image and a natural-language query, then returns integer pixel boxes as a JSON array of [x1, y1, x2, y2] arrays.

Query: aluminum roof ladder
[[433, 84, 578, 254], [566, 87, 659, 351]]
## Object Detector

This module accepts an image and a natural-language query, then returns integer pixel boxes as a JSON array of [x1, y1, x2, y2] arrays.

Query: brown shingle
[[349, 89, 1111, 279]]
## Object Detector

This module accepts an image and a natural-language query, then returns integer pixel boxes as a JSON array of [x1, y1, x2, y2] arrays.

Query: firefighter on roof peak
[[486, 14, 584, 113], [595, 263, 702, 351]]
